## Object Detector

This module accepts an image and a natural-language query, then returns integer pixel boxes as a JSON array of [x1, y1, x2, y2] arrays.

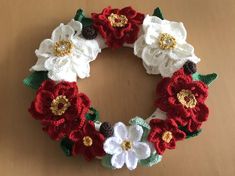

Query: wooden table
[[0, 0, 234, 175]]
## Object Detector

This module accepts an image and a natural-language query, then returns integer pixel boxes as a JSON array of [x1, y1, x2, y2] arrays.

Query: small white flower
[[31, 19, 101, 82], [103, 122, 151, 170], [134, 15, 200, 77]]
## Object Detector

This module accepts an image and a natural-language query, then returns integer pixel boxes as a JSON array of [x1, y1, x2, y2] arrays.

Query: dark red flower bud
[[82, 25, 97, 40], [100, 122, 114, 138]]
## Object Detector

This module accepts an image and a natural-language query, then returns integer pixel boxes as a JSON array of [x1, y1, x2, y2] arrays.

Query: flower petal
[[133, 142, 151, 160], [128, 125, 143, 142], [143, 15, 162, 33], [71, 57, 90, 79], [169, 21, 187, 42], [170, 43, 194, 60], [103, 137, 122, 155], [111, 152, 125, 169], [48, 66, 77, 82], [45, 57, 77, 82], [145, 27, 160, 46], [30, 56, 47, 71], [158, 57, 176, 77], [73, 37, 101, 61], [142, 61, 160, 75], [114, 122, 128, 140], [52, 24, 75, 41], [134, 35, 146, 58], [36, 39, 54, 58], [69, 130, 83, 142], [142, 46, 165, 66], [125, 150, 138, 170], [67, 19, 83, 34]]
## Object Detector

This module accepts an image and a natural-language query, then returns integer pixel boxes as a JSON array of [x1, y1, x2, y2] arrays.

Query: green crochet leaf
[[179, 126, 202, 139], [74, 8, 93, 27], [139, 151, 162, 167], [153, 7, 164, 20], [74, 9, 85, 22], [85, 107, 99, 121], [101, 155, 115, 169], [23, 71, 48, 89], [60, 138, 74, 157], [129, 117, 150, 140], [81, 18, 93, 27], [129, 117, 150, 130], [192, 72, 217, 86]]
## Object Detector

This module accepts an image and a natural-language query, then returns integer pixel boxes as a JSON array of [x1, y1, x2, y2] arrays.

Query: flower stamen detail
[[177, 89, 197, 108], [158, 33, 176, 50], [162, 131, 173, 143], [50, 95, 71, 116], [121, 140, 132, 151], [108, 13, 128, 28], [54, 40, 73, 57], [83, 136, 93, 147]]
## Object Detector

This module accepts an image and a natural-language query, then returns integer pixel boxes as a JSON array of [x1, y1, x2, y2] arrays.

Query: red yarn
[[148, 119, 186, 155], [156, 69, 209, 132], [91, 6, 145, 48], [28, 80, 90, 141], [69, 121, 106, 160]]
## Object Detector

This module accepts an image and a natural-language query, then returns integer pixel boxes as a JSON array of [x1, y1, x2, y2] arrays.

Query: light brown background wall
[[0, 0, 234, 176]]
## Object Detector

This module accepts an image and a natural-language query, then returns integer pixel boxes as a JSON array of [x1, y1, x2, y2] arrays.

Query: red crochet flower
[[148, 119, 186, 155], [156, 69, 209, 132], [28, 80, 90, 140], [69, 121, 105, 160], [91, 6, 145, 48]]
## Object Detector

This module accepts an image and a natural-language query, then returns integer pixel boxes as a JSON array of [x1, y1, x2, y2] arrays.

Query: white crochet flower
[[134, 15, 200, 77], [31, 19, 101, 82], [103, 122, 151, 170]]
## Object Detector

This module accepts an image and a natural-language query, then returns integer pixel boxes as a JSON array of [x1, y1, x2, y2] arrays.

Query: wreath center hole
[[78, 48, 161, 123]]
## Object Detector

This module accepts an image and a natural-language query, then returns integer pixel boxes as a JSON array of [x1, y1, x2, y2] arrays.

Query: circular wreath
[[23, 6, 217, 170]]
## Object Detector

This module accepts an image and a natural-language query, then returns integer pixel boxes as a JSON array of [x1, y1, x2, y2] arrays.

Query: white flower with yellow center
[[103, 122, 151, 170], [31, 19, 101, 82], [134, 15, 200, 77]]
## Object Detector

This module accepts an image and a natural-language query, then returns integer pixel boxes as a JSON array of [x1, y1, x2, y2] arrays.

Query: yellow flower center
[[121, 140, 132, 151], [53, 40, 73, 57], [50, 95, 71, 116], [158, 33, 176, 50], [83, 136, 93, 147], [162, 131, 173, 143], [108, 13, 128, 27], [177, 89, 197, 108]]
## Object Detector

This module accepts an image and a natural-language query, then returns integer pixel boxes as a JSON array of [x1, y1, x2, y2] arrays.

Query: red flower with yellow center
[[92, 6, 145, 48], [156, 69, 209, 132], [28, 80, 90, 140], [148, 119, 186, 155], [69, 121, 106, 160]]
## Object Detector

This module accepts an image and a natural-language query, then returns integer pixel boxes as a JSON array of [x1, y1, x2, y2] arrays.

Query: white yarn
[[31, 19, 101, 82], [103, 122, 151, 170], [30, 15, 200, 81], [134, 15, 200, 77]]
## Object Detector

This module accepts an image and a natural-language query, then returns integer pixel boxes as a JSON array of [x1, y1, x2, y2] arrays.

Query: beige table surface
[[0, 0, 234, 176]]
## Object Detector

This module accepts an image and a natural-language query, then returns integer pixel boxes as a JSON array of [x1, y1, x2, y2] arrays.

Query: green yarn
[[60, 138, 74, 157], [74, 9, 93, 27], [129, 117, 150, 130], [153, 7, 164, 20], [23, 71, 48, 89], [192, 72, 217, 86], [179, 126, 202, 139], [74, 9, 84, 22], [139, 151, 162, 167], [85, 107, 99, 121], [101, 155, 115, 169], [129, 117, 150, 140]]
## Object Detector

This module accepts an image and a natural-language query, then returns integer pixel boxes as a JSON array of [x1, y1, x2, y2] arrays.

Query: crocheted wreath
[[23, 7, 217, 170]]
